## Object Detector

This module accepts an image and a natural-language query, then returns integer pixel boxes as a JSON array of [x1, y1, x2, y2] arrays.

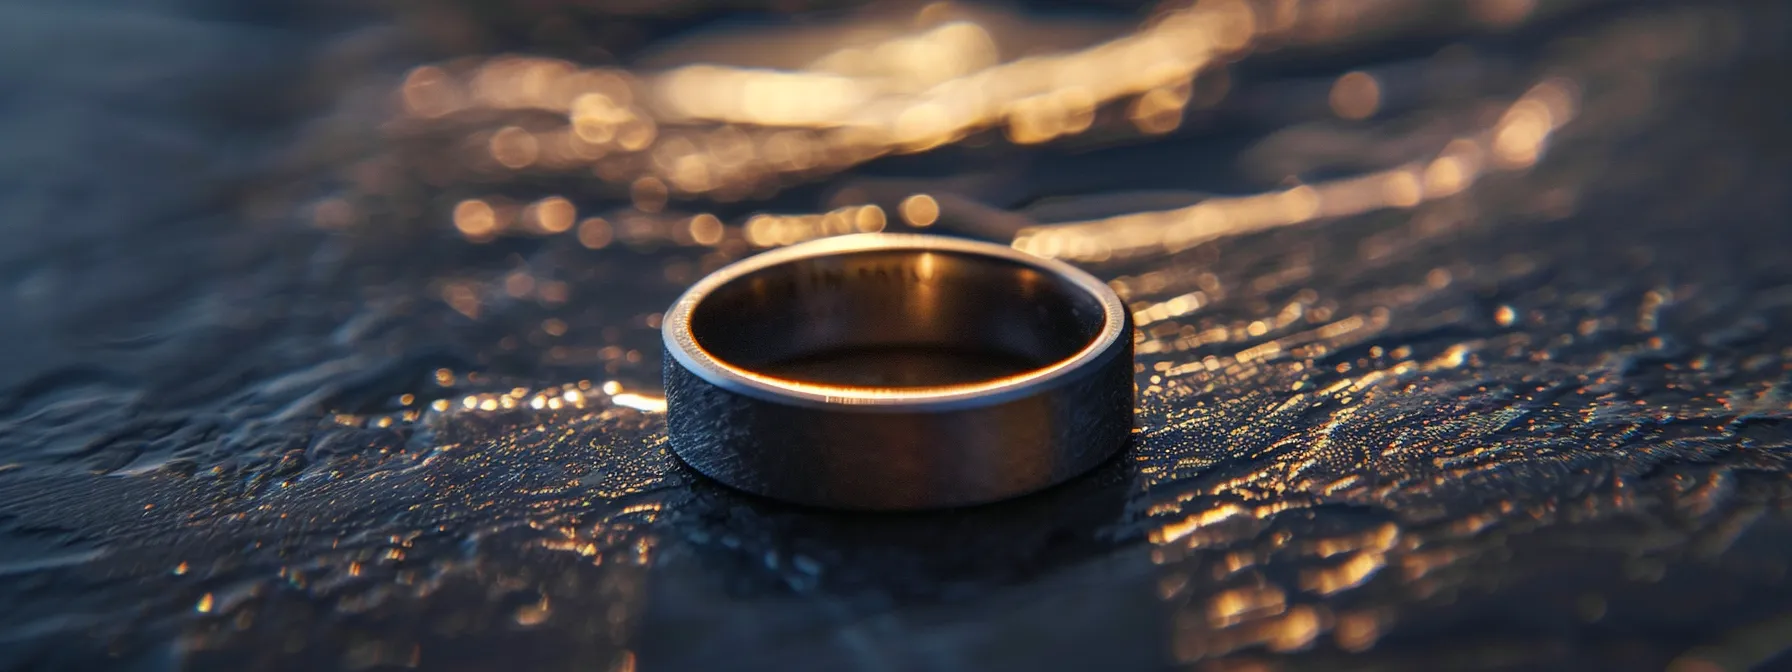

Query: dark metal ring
[[661, 233, 1133, 510]]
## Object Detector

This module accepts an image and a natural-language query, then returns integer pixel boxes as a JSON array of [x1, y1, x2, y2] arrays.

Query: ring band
[[661, 233, 1133, 510]]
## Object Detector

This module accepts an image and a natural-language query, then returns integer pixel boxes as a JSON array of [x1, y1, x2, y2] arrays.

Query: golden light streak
[[391, 0, 1306, 200], [900, 194, 941, 227], [453, 200, 498, 239], [529, 197, 576, 233], [743, 205, 891, 248], [373, 0, 1634, 257], [688, 213, 725, 245], [1015, 78, 1578, 261]]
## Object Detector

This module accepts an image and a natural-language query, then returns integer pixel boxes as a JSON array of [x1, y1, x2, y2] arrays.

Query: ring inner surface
[[688, 249, 1107, 389]]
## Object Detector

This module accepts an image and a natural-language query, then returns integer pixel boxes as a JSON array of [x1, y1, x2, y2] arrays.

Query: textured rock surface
[[1, 0, 1790, 670]]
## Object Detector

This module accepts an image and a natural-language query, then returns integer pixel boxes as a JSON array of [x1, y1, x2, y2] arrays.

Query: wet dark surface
[[2, 0, 1791, 670]]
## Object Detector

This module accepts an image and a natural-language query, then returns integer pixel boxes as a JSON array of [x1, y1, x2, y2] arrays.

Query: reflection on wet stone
[[634, 458, 1165, 669], [0, 0, 1789, 669]]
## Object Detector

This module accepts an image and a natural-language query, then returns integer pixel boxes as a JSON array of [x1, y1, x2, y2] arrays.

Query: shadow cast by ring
[[653, 444, 1147, 605]]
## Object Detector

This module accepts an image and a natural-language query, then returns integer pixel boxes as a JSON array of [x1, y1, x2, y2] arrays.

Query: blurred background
[[1, 0, 1790, 669]]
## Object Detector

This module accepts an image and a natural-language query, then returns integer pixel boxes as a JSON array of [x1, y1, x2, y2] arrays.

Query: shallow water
[[1, 0, 1790, 670]]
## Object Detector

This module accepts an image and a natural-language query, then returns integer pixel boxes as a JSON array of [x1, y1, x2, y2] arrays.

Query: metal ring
[[661, 233, 1133, 510]]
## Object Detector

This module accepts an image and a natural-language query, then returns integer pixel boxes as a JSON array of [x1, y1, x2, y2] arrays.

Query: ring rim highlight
[[660, 233, 1134, 510]]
